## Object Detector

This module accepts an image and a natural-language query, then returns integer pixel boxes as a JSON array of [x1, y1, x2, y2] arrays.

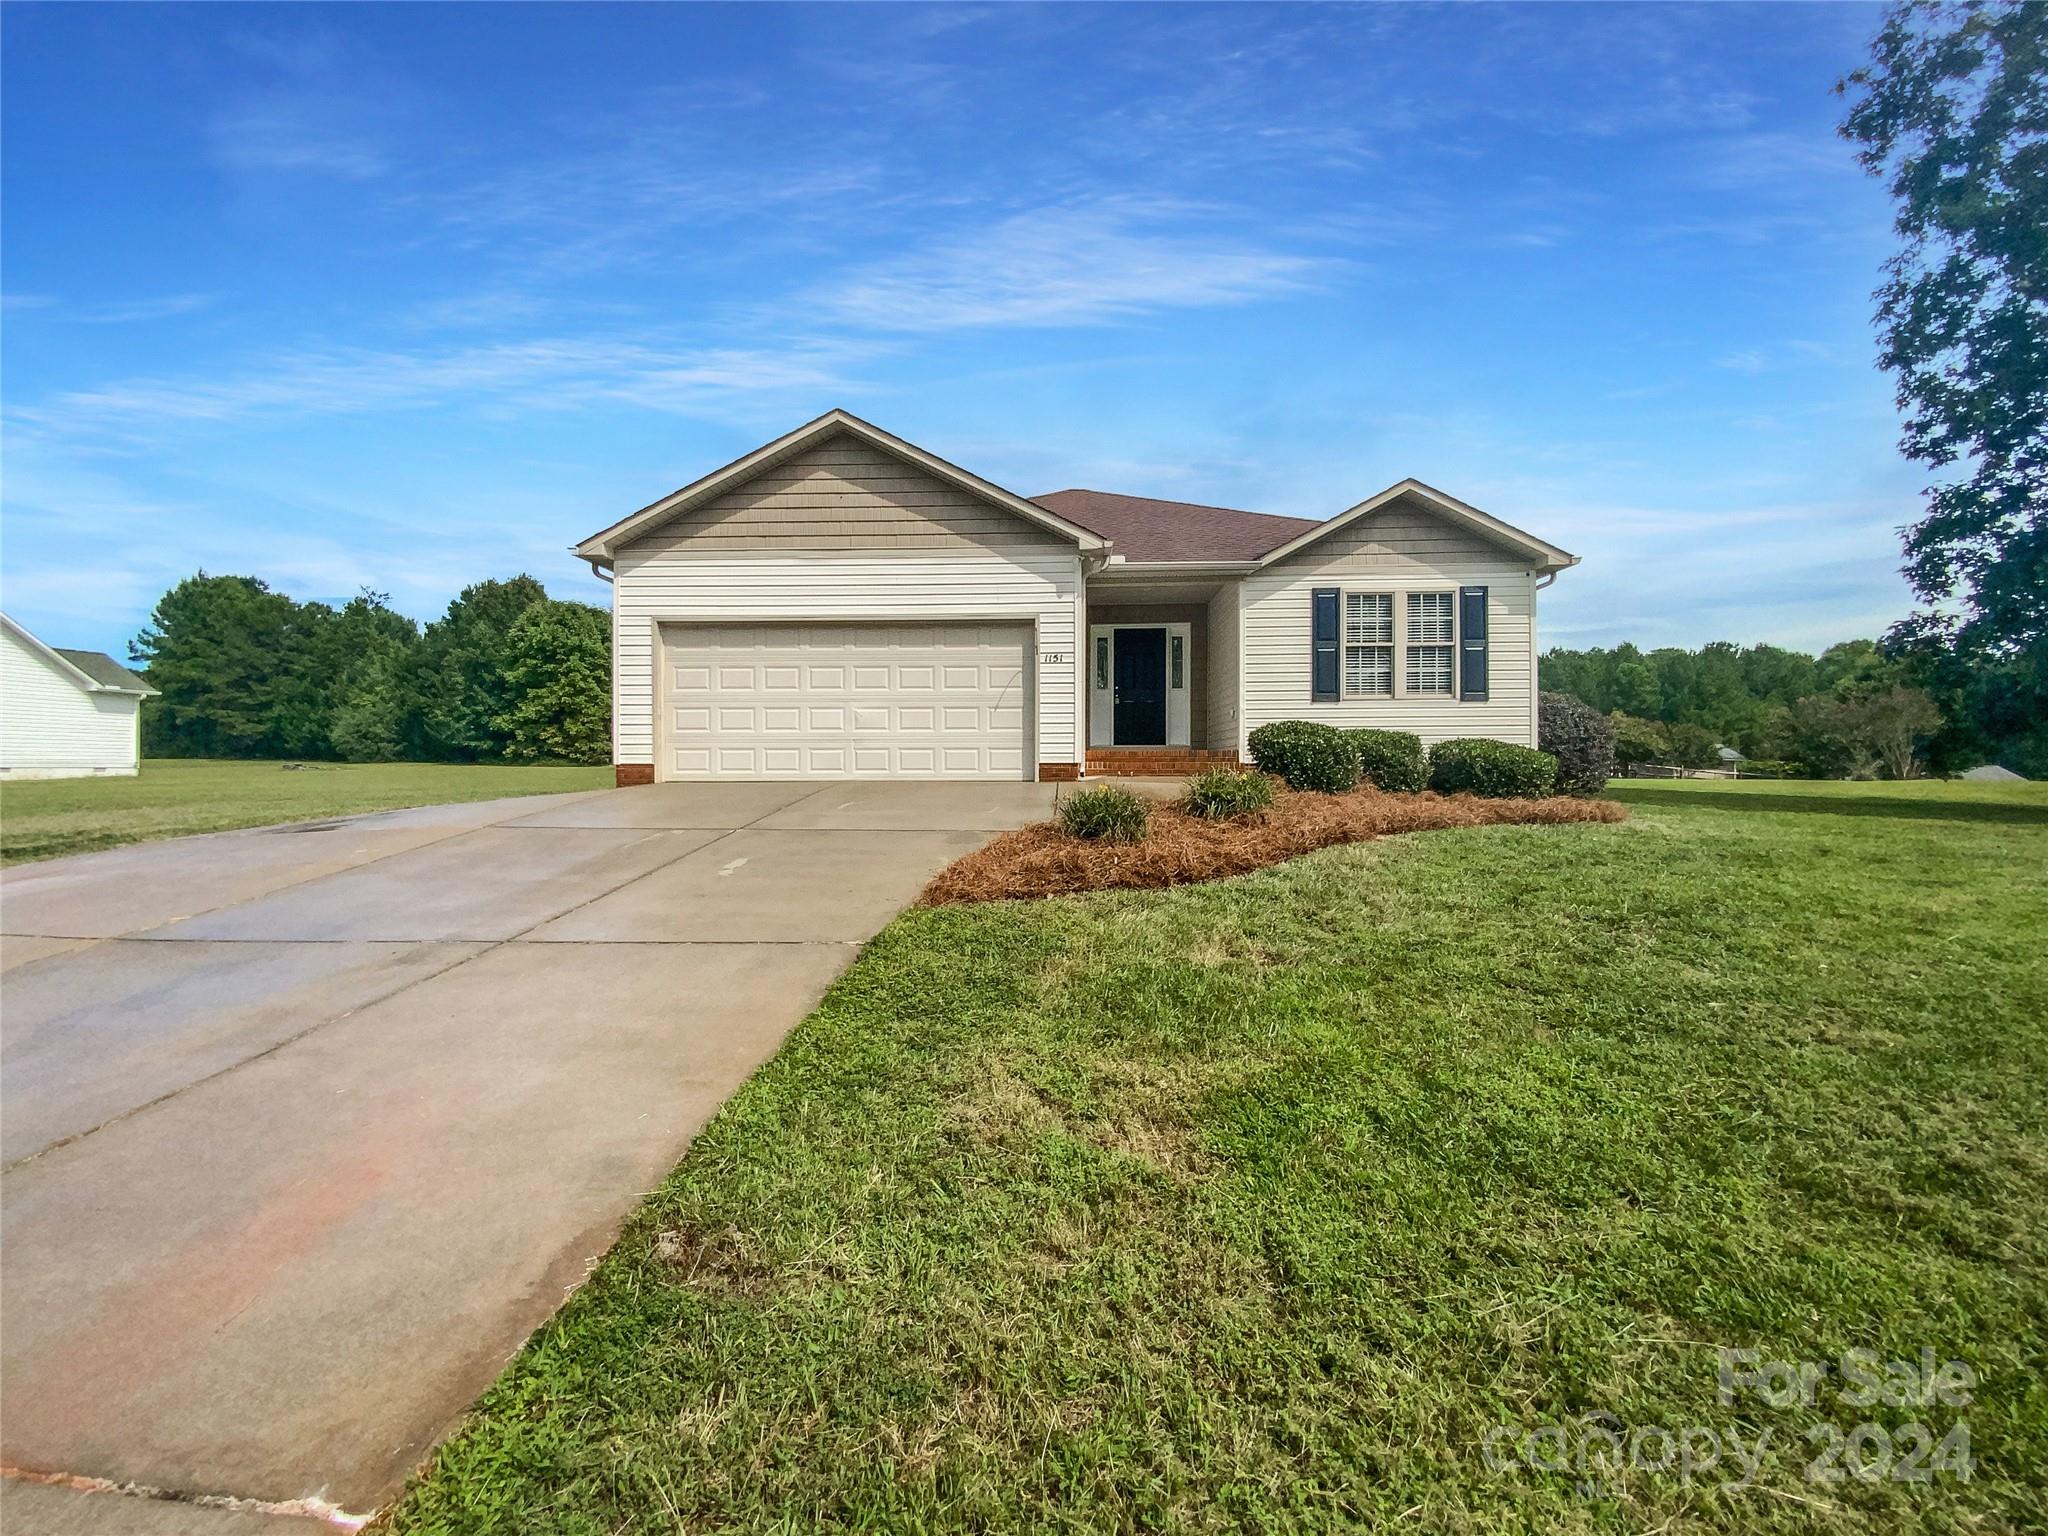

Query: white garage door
[[661, 622, 1033, 780]]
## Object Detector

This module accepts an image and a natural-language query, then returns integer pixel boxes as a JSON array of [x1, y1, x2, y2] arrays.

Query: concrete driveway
[[0, 780, 1054, 1531]]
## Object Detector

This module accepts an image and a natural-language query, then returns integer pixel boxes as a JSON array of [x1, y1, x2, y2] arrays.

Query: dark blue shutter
[[1459, 585, 1488, 701], [1311, 588, 1340, 702]]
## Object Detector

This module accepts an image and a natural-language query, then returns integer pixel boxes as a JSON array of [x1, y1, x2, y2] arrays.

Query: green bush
[[1181, 767, 1276, 819], [1428, 739, 1558, 798], [1736, 758, 1813, 779], [1058, 785, 1151, 843], [1246, 721, 1318, 776], [1246, 720, 1360, 793], [1537, 691, 1616, 796], [1346, 729, 1427, 793]]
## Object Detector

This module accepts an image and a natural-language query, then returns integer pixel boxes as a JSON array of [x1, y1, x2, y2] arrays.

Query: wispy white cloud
[[1717, 348, 1773, 374], [12, 334, 864, 438], [76, 293, 219, 325], [809, 200, 1339, 332], [1716, 340, 1852, 373], [206, 28, 407, 180]]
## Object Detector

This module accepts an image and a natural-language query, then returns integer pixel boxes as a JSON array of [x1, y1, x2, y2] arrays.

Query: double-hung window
[[1343, 592, 1393, 697], [1405, 592, 1455, 695]]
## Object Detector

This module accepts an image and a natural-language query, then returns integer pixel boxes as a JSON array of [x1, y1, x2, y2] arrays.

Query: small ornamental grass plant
[[1057, 784, 1151, 844], [1181, 768, 1275, 820]]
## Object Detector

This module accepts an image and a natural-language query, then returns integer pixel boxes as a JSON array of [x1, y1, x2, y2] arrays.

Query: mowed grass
[[0, 758, 613, 864], [387, 779, 2047, 1535]]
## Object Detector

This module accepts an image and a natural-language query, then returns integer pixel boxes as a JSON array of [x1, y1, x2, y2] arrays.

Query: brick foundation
[[614, 764, 656, 787], [1036, 762, 1082, 782], [1084, 749, 1241, 777]]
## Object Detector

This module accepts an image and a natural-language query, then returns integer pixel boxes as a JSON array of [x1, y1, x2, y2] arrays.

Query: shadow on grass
[[1609, 784, 2048, 827]]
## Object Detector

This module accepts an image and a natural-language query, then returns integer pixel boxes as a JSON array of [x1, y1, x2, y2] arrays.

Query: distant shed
[[1959, 763, 2026, 782]]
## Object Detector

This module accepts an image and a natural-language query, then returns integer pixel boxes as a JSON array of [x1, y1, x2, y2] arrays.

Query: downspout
[[587, 559, 614, 584]]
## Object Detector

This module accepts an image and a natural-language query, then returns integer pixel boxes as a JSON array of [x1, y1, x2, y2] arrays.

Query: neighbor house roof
[[54, 647, 155, 694], [0, 613, 157, 697], [1030, 490, 1318, 564]]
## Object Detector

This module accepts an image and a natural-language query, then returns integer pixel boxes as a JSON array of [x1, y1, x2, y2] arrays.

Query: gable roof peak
[[575, 410, 1108, 561]]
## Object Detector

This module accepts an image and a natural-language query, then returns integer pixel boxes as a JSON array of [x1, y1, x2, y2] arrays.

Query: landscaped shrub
[[1428, 739, 1558, 798], [1538, 691, 1617, 795], [1181, 767, 1276, 820], [1246, 721, 1320, 778], [1346, 728, 1427, 793], [1057, 785, 1151, 843], [1247, 720, 1360, 793], [1737, 758, 1813, 779]]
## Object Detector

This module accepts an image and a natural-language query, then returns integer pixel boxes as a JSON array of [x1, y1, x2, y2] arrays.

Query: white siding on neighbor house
[[0, 628, 143, 777], [1206, 583, 1241, 754], [611, 549, 1083, 770], [1237, 500, 1541, 748]]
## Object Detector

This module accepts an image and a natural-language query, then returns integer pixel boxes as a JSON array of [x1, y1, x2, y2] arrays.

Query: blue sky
[[3, 2, 1909, 658]]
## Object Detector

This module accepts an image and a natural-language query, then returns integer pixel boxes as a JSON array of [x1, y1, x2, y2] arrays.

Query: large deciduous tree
[[415, 575, 551, 761], [1837, 1, 2046, 667], [494, 600, 613, 763]]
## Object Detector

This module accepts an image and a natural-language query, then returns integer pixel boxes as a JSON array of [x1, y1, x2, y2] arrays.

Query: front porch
[[1083, 575, 1240, 776]]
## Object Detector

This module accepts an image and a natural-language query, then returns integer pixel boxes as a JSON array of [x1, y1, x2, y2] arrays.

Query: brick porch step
[[1085, 749, 1241, 777]]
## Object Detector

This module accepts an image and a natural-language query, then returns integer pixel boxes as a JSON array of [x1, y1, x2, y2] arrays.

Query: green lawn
[[388, 779, 2046, 1535], [0, 758, 613, 864]]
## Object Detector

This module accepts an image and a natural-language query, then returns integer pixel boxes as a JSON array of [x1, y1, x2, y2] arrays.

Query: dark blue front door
[[1113, 628, 1167, 745]]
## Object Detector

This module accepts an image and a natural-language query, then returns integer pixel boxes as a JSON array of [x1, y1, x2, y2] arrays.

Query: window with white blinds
[[1405, 591, 1455, 695], [1343, 592, 1393, 696]]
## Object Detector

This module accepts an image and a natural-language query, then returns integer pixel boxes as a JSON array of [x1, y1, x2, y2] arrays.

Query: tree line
[[131, 573, 611, 764], [1539, 638, 2038, 779]]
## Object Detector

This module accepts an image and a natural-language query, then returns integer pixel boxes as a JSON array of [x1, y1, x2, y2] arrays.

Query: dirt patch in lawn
[[921, 783, 1627, 904]]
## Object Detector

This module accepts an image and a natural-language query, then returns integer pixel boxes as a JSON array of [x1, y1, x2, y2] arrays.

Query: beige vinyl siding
[[1206, 584, 1241, 754], [635, 436, 1073, 554], [1241, 501, 1539, 746], [1086, 603, 1210, 747], [611, 549, 1082, 769], [0, 629, 143, 777]]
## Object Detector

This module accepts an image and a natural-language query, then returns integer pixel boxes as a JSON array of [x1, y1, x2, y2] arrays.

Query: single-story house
[[0, 612, 157, 779], [574, 410, 1577, 785]]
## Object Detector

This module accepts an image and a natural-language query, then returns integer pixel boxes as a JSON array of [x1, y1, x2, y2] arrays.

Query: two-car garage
[[659, 622, 1034, 780], [585, 410, 1100, 785]]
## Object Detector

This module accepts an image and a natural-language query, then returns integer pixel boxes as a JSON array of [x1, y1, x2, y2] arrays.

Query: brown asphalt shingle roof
[[1031, 489, 1320, 564]]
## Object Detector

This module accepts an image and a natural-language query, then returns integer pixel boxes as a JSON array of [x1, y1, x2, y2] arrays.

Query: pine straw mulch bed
[[921, 783, 1628, 905]]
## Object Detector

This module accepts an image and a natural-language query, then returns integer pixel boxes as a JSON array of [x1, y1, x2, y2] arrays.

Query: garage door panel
[[663, 623, 1032, 780]]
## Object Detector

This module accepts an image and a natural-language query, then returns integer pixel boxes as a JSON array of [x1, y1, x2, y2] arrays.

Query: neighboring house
[[1960, 764, 2025, 782], [1716, 744, 1746, 766], [0, 612, 157, 779], [575, 410, 1577, 785]]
